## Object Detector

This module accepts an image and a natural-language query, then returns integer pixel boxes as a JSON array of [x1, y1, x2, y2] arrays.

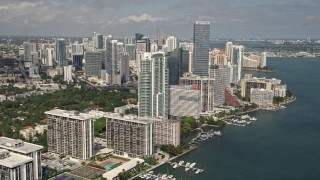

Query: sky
[[0, 0, 319, 39]]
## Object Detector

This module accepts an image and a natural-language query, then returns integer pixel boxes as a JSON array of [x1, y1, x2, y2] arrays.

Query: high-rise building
[[193, 21, 210, 76], [72, 54, 84, 71], [135, 33, 144, 42], [84, 51, 103, 77], [168, 48, 189, 85], [0, 137, 43, 180], [169, 85, 201, 118], [64, 65, 73, 83], [125, 44, 136, 60], [260, 52, 267, 68], [55, 38, 66, 66], [104, 113, 180, 158], [165, 36, 177, 53], [23, 42, 37, 62], [119, 52, 130, 83], [45, 109, 94, 160], [180, 74, 215, 112], [138, 52, 169, 118], [250, 88, 274, 107], [71, 43, 84, 55], [225, 42, 233, 61], [209, 65, 231, 106], [95, 34, 103, 49], [157, 29, 166, 48], [230, 45, 244, 83]]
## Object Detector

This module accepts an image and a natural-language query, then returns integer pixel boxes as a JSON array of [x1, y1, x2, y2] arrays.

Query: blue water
[[153, 58, 320, 179], [104, 162, 117, 170]]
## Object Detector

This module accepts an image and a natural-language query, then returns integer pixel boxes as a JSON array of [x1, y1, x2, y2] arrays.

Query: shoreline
[[129, 146, 197, 180]]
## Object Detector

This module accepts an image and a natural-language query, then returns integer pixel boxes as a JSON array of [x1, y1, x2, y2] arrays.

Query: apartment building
[[45, 109, 95, 160], [0, 137, 43, 180]]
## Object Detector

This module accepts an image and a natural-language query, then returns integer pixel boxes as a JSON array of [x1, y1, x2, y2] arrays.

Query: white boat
[[185, 167, 190, 171], [195, 169, 201, 174], [250, 117, 257, 121], [148, 171, 153, 174], [161, 174, 167, 178], [167, 175, 173, 179], [173, 163, 178, 169], [186, 162, 191, 167], [178, 161, 184, 166], [241, 114, 250, 119], [190, 163, 196, 168], [214, 131, 222, 136]]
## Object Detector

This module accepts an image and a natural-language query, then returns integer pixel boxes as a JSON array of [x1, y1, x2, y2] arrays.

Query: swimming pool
[[104, 162, 117, 170]]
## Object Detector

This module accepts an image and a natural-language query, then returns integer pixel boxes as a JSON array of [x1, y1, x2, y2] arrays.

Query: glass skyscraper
[[55, 38, 66, 66], [193, 21, 210, 76]]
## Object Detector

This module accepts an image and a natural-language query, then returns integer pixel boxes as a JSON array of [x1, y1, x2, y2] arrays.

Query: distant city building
[[157, 29, 166, 48], [180, 74, 215, 112], [124, 44, 136, 60], [225, 42, 233, 61], [135, 33, 144, 42], [72, 54, 84, 71], [64, 65, 73, 83], [71, 43, 84, 55], [250, 88, 274, 107], [210, 49, 228, 65], [193, 21, 210, 76], [85, 51, 103, 77], [169, 85, 201, 118], [45, 109, 94, 160], [119, 52, 130, 83], [23, 42, 37, 63], [260, 52, 267, 68], [0, 137, 43, 180], [167, 48, 189, 85], [138, 52, 169, 118], [165, 36, 178, 53], [55, 38, 67, 66], [179, 42, 194, 52]]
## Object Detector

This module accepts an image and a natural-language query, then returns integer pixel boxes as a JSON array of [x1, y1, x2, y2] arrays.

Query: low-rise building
[[19, 128, 37, 140], [250, 88, 274, 107], [273, 85, 287, 97]]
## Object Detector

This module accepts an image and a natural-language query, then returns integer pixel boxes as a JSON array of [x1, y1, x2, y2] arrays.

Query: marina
[[223, 114, 257, 127], [169, 161, 204, 174], [139, 171, 176, 180], [189, 129, 222, 145]]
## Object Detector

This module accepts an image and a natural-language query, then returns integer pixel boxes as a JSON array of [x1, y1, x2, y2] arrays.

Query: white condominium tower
[[138, 52, 169, 118], [45, 109, 95, 160]]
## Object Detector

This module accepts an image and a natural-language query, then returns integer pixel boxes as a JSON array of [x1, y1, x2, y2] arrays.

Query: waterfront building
[[260, 52, 267, 68], [0, 137, 43, 180], [55, 38, 67, 66], [167, 48, 189, 85], [273, 84, 287, 97], [85, 51, 103, 77], [193, 21, 210, 76], [243, 57, 258, 69], [169, 85, 201, 118], [230, 45, 244, 84], [45, 109, 95, 160], [105, 113, 180, 158], [250, 88, 274, 107], [209, 65, 231, 106], [0, 149, 34, 180], [63, 65, 73, 83], [241, 77, 282, 98], [138, 52, 169, 118], [179, 74, 215, 112]]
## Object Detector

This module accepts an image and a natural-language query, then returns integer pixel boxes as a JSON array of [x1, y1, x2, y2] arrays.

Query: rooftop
[[103, 158, 144, 179], [0, 137, 43, 154], [45, 109, 96, 120], [0, 149, 33, 168]]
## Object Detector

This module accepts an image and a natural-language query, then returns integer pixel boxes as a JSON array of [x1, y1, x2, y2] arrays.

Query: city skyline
[[0, 0, 319, 39]]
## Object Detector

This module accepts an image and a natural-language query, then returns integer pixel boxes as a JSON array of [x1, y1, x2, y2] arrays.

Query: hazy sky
[[0, 0, 319, 39]]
